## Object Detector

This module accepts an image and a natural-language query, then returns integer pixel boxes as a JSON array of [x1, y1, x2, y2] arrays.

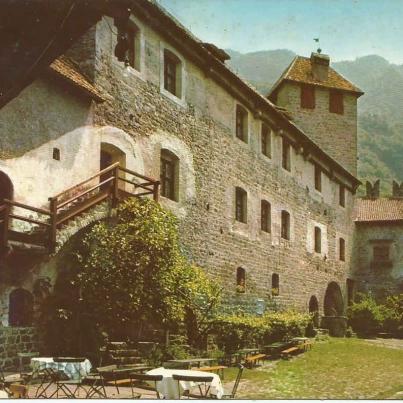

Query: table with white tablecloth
[[30, 357, 92, 380], [147, 367, 224, 399]]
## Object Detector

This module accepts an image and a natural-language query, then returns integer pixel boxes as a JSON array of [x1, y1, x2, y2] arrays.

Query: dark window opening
[[339, 238, 345, 261], [314, 226, 322, 253], [160, 150, 179, 201], [329, 90, 344, 114], [53, 148, 60, 161], [261, 200, 271, 233], [261, 124, 271, 157], [126, 24, 139, 70], [373, 245, 390, 262], [301, 84, 315, 109], [339, 185, 346, 207], [281, 210, 290, 240], [236, 267, 246, 293], [236, 105, 248, 142], [314, 164, 322, 192], [271, 273, 279, 296], [282, 138, 291, 171], [235, 187, 247, 223], [164, 49, 180, 96]]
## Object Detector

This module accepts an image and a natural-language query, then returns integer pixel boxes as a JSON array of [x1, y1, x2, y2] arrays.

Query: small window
[[301, 84, 315, 109], [314, 164, 322, 192], [53, 148, 60, 161], [271, 273, 279, 296], [126, 23, 140, 70], [236, 267, 246, 293], [160, 149, 179, 201], [339, 185, 346, 207], [164, 49, 181, 97], [235, 105, 248, 143], [235, 187, 247, 223], [329, 90, 344, 114], [373, 245, 389, 262], [282, 138, 291, 171], [261, 124, 271, 158], [339, 238, 345, 261], [261, 200, 271, 233], [281, 210, 290, 240], [314, 226, 322, 253]]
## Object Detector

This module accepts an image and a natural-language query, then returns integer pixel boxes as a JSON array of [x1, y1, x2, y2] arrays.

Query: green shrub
[[212, 311, 311, 353]]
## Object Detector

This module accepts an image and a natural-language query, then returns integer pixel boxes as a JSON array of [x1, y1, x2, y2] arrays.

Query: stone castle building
[[0, 0, 373, 360]]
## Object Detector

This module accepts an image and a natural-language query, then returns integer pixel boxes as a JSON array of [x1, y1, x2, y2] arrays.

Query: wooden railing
[[0, 164, 159, 253]]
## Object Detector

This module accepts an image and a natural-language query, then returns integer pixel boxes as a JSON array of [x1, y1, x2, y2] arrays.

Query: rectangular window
[[126, 26, 137, 70], [236, 105, 248, 142], [261, 124, 271, 158], [235, 187, 247, 223], [314, 226, 321, 253], [339, 238, 345, 261], [373, 245, 389, 262], [339, 185, 346, 207], [160, 155, 176, 200], [314, 164, 322, 192], [329, 90, 344, 114], [164, 52, 177, 96], [281, 210, 290, 240], [261, 201, 271, 233], [282, 138, 291, 171], [301, 84, 315, 109]]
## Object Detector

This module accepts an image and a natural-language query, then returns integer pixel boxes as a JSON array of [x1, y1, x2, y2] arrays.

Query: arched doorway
[[9, 289, 34, 327], [309, 295, 320, 327], [0, 171, 13, 203], [324, 282, 344, 316], [100, 143, 126, 190]]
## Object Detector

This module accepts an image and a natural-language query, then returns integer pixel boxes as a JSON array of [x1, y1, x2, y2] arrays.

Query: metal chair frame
[[129, 373, 163, 399], [222, 364, 244, 399], [172, 374, 214, 399]]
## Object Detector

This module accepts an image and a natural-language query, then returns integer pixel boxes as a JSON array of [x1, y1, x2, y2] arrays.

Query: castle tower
[[268, 52, 363, 176]]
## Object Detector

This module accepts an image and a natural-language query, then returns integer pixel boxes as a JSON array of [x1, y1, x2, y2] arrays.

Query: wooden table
[[167, 358, 216, 369], [263, 342, 290, 356]]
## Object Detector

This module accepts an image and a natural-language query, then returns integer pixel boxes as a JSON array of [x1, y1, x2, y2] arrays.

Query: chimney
[[392, 180, 403, 198], [365, 180, 380, 199], [310, 52, 330, 81]]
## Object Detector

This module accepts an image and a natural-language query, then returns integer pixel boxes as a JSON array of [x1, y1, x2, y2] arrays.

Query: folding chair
[[222, 364, 244, 399], [34, 367, 60, 398], [129, 373, 163, 399], [172, 374, 214, 399], [53, 357, 87, 398]]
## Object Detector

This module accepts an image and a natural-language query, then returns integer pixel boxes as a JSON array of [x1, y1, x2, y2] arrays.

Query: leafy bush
[[212, 311, 311, 353]]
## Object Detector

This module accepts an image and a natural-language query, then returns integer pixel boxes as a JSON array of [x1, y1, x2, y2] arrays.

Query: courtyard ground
[[225, 337, 403, 399]]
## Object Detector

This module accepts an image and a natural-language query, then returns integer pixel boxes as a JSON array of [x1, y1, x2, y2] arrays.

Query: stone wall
[[0, 327, 40, 370]]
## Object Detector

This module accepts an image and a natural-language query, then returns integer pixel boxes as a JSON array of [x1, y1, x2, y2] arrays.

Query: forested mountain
[[226, 50, 403, 195]]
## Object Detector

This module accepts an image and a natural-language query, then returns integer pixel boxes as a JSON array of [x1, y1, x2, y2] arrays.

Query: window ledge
[[371, 260, 393, 269], [161, 87, 187, 108]]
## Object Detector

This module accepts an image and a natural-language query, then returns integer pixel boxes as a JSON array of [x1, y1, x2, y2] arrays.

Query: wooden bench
[[244, 354, 266, 368], [191, 365, 227, 379], [280, 347, 300, 359]]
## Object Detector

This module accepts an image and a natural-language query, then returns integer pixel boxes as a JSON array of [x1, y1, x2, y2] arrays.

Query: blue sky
[[158, 0, 403, 64]]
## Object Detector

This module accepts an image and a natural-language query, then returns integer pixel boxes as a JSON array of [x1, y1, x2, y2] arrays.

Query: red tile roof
[[269, 56, 363, 96], [355, 198, 403, 222], [48, 56, 106, 102]]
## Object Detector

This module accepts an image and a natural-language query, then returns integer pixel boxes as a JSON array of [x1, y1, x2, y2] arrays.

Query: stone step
[[109, 356, 143, 365], [108, 341, 128, 349], [111, 349, 140, 357]]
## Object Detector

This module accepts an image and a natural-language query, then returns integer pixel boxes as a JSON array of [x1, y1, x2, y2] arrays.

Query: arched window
[[261, 200, 271, 233], [235, 187, 247, 223], [271, 273, 279, 296], [314, 226, 322, 253], [281, 210, 290, 240], [236, 267, 246, 293], [339, 238, 345, 261], [9, 289, 33, 327], [126, 22, 141, 71], [160, 149, 179, 201], [163, 49, 182, 97], [235, 105, 248, 143]]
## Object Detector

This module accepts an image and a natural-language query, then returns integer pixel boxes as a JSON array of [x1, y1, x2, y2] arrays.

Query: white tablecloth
[[31, 357, 92, 380], [147, 367, 224, 399]]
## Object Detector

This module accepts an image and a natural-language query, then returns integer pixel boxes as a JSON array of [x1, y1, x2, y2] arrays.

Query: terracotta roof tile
[[48, 56, 106, 102], [270, 56, 363, 96], [355, 198, 403, 222]]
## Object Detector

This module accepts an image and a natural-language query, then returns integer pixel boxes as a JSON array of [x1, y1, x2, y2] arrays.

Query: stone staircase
[[103, 342, 143, 366]]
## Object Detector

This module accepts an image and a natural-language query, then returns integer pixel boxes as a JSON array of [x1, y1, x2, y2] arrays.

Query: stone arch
[[8, 288, 33, 327], [324, 281, 344, 316], [309, 295, 320, 327], [0, 171, 13, 203]]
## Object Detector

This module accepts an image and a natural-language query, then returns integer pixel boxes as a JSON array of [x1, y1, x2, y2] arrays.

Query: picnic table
[[263, 342, 290, 357], [167, 358, 216, 369], [147, 367, 224, 399]]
